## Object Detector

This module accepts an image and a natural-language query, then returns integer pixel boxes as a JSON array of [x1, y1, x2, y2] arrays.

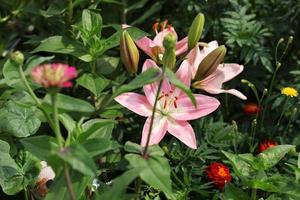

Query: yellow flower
[[281, 87, 298, 97]]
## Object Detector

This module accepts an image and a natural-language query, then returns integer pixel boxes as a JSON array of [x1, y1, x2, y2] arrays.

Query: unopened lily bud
[[194, 45, 226, 81], [188, 13, 205, 50], [10, 51, 24, 65], [120, 31, 139, 75], [162, 33, 176, 70]]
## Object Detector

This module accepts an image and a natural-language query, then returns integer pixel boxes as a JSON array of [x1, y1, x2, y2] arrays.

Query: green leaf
[[0, 140, 24, 195], [43, 93, 95, 114], [76, 73, 110, 96], [0, 101, 41, 137], [2, 59, 25, 89], [32, 36, 93, 62], [96, 56, 120, 75], [56, 143, 97, 176], [222, 151, 255, 178], [246, 178, 279, 192], [45, 169, 91, 200], [124, 141, 142, 154], [113, 67, 161, 98], [125, 153, 173, 198], [24, 55, 54, 75], [165, 68, 196, 107], [78, 119, 116, 141], [97, 167, 142, 200], [21, 135, 59, 161], [82, 9, 102, 37], [100, 27, 149, 54], [256, 145, 296, 170], [124, 142, 165, 157], [59, 113, 76, 134], [224, 184, 251, 200], [81, 138, 120, 157]]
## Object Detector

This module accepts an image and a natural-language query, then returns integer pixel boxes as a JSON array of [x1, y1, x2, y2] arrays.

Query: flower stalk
[[51, 92, 76, 200]]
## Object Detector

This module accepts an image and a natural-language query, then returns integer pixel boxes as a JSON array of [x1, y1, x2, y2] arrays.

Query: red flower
[[243, 102, 261, 115], [206, 162, 232, 189], [258, 139, 278, 153]]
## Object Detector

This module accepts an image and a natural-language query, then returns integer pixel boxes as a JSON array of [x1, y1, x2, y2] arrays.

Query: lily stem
[[142, 66, 167, 158]]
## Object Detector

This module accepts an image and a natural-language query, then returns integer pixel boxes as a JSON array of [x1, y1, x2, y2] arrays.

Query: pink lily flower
[[115, 59, 220, 149], [188, 41, 247, 100], [135, 21, 188, 63]]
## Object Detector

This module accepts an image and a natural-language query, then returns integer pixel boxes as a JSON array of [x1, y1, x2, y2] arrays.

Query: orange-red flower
[[206, 162, 232, 189], [243, 102, 261, 115], [258, 139, 278, 153]]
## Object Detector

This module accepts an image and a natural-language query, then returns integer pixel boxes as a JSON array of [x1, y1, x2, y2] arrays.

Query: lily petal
[[175, 37, 188, 56], [188, 40, 219, 78], [171, 94, 220, 120], [198, 66, 247, 100], [187, 45, 201, 78], [136, 37, 157, 59], [153, 28, 178, 47], [114, 92, 152, 117], [202, 87, 247, 100], [201, 40, 219, 57], [218, 63, 244, 82], [176, 60, 192, 88], [167, 119, 197, 149], [142, 59, 171, 105], [141, 115, 168, 146]]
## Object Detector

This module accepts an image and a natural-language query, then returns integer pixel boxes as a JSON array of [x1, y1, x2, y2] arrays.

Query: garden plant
[[0, 0, 300, 200]]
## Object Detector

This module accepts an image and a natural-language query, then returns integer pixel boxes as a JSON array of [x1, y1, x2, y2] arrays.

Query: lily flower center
[[152, 19, 173, 34], [157, 90, 179, 115]]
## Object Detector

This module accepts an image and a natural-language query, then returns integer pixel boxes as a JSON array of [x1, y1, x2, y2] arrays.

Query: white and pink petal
[[171, 94, 220, 120], [114, 92, 152, 117], [167, 119, 197, 149], [141, 115, 168, 146]]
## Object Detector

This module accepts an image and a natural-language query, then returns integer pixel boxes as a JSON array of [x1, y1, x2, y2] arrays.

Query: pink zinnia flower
[[114, 59, 220, 149], [188, 41, 247, 100], [135, 20, 188, 63], [31, 63, 77, 88]]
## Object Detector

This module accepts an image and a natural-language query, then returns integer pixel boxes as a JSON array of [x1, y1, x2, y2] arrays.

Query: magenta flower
[[31, 63, 77, 88], [188, 41, 247, 100], [135, 21, 188, 63], [115, 59, 220, 149]]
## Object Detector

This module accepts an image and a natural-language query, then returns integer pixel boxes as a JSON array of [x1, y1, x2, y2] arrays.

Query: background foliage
[[0, 0, 299, 199]]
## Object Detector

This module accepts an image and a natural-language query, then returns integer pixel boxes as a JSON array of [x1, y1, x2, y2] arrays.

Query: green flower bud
[[10, 50, 24, 65], [162, 33, 176, 70], [194, 45, 226, 81], [163, 33, 176, 51], [120, 31, 139, 75], [188, 13, 205, 50]]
